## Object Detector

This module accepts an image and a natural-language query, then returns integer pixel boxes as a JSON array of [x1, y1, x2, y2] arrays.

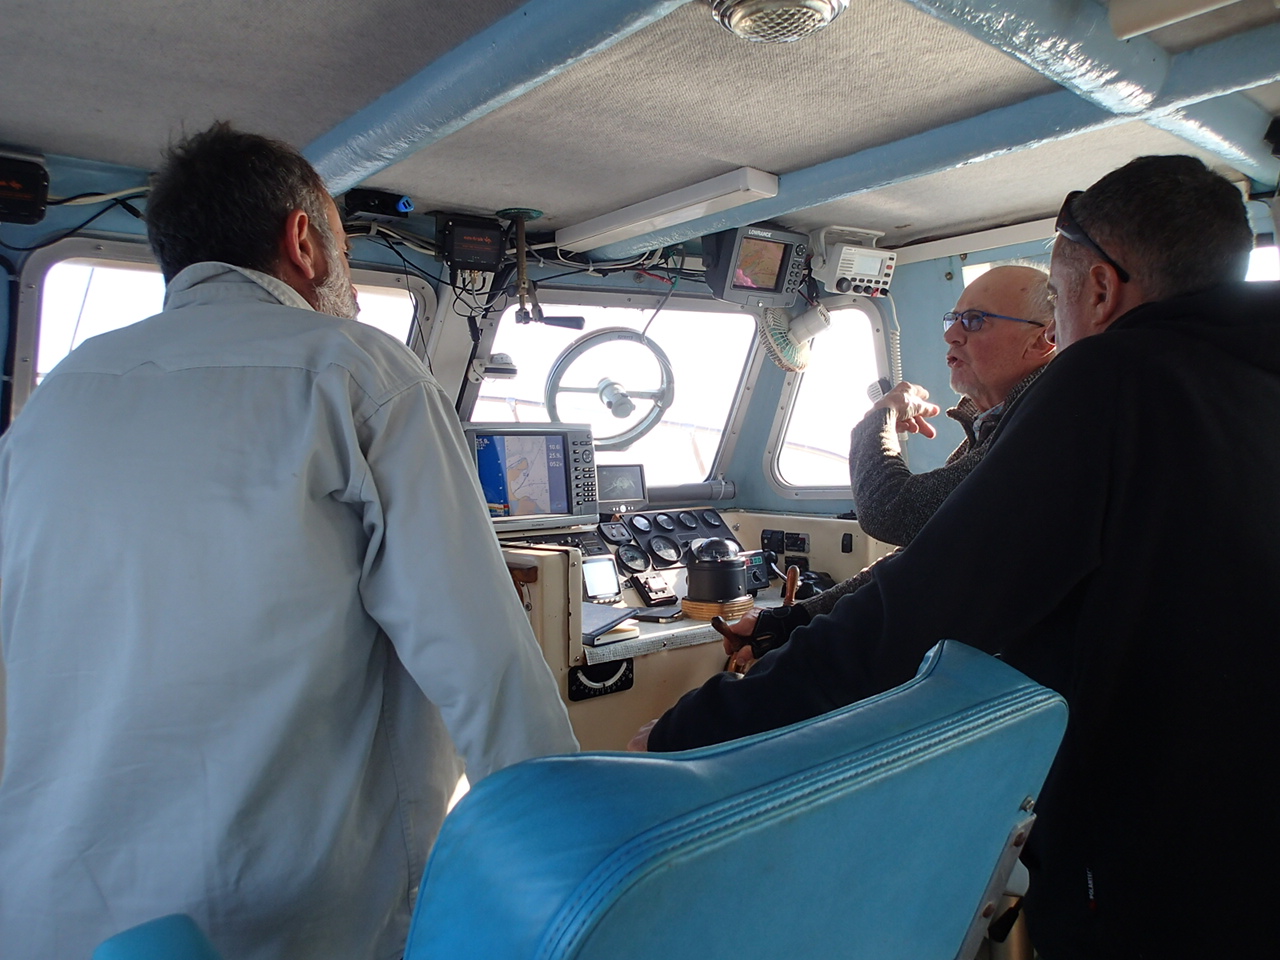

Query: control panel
[[501, 507, 773, 626], [610, 508, 739, 571], [812, 244, 895, 296], [568, 436, 597, 507]]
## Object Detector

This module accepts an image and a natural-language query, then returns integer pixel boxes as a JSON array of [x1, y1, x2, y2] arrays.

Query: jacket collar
[[163, 262, 315, 313]]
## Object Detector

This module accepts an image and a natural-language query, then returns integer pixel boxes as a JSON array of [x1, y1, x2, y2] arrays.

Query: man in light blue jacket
[[0, 122, 578, 960]]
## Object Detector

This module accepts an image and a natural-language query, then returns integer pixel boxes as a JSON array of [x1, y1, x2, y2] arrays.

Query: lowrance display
[[733, 237, 788, 291], [463, 422, 599, 532], [703, 224, 809, 309]]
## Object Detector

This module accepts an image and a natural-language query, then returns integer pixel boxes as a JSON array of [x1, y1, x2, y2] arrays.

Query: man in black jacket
[[634, 155, 1279, 959]]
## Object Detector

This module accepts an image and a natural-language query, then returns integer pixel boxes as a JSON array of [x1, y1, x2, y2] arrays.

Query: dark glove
[[745, 603, 812, 658]]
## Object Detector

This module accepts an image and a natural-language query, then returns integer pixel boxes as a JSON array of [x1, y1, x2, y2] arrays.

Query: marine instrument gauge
[[653, 513, 676, 531], [629, 515, 652, 534], [648, 534, 682, 565], [677, 511, 699, 530], [701, 510, 723, 527], [615, 543, 650, 573]]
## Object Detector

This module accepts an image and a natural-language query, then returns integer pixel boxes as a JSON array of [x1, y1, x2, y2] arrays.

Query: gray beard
[[313, 232, 359, 320]]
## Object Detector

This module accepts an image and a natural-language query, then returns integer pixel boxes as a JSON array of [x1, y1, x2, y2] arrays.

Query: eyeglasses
[[1055, 190, 1130, 283], [942, 310, 1046, 333]]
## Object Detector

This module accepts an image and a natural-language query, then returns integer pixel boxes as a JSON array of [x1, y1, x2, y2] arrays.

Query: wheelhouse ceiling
[[2, 0, 1278, 252]]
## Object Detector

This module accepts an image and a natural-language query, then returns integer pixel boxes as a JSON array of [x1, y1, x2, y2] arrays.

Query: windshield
[[470, 301, 756, 487]]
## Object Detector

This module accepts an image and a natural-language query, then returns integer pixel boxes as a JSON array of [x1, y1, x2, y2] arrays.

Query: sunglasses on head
[[1056, 191, 1130, 283]]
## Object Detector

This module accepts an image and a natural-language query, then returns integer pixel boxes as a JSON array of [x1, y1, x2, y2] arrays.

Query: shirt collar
[[164, 262, 315, 313], [946, 365, 1048, 443]]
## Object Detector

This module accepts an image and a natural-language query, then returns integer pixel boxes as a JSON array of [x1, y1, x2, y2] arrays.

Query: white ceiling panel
[[0, 0, 528, 169], [787, 120, 1248, 247], [2, 0, 1274, 246], [362, 0, 1058, 229]]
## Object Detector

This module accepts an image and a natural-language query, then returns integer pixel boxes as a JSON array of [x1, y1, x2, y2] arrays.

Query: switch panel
[[784, 532, 810, 553]]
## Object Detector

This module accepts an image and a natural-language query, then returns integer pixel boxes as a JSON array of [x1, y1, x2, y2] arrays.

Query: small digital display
[[582, 555, 622, 600], [732, 237, 788, 291], [473, 433, 570, 519], [596, 463, 647, 511], [849, 251, 885, 276]]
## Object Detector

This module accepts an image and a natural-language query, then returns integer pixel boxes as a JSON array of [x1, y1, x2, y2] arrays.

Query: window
[[969, 246, 1278, 283], [34, 256, 421, 385], [1247, 245, 1279, 281], [775, 306, 883, 488], [469, 300, 756, 487]]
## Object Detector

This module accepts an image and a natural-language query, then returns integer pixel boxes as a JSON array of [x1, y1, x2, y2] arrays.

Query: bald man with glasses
[[724, 265, 1054, 666]]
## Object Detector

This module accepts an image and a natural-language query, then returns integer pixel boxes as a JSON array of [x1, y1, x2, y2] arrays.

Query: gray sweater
[[797, 367, 1046, 620]]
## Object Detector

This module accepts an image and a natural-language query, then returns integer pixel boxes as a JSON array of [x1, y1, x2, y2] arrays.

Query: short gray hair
[[1062, 155, 1252, 300]]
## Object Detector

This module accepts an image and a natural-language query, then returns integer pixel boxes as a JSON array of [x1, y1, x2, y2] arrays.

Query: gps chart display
[[474, 433, 570, 518]]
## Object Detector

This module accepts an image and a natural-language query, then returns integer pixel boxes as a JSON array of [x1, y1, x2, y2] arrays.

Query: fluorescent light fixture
[[556, 167, 778, 253]]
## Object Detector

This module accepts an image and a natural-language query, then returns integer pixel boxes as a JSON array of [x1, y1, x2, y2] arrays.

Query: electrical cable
[[641, 275, 680, 338], [49, 186, 151, 206], [0, 195, 146, 253]]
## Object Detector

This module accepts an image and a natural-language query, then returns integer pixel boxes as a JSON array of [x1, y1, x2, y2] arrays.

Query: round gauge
[[648, 534, 681, 564], [677, 511, 699, 530], [629, 515, 652, 534], [616, 543, 650, 573], [653, 513, 676, 531], [701, 510, 722, 527]]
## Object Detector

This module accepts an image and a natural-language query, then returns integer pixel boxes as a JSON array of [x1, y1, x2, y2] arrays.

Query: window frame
[[11, 237, 436, 425], [457, 285, 763, 484], [764, 294, 891, 500]]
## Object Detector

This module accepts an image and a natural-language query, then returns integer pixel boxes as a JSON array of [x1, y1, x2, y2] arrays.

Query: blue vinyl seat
[[404, 640, 1067, 960], [92, 913, 223, 960], [92, 641, 1066, 960]]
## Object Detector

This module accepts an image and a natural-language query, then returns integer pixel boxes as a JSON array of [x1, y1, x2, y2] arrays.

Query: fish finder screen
[[732, 237, 788, 291], [473, 433, 570, 518]]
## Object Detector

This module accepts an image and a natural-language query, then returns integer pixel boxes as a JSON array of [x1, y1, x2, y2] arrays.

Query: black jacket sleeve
[[648, 342, 1117, 752]]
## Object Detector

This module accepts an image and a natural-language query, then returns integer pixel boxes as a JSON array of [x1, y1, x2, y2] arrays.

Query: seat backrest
[[92, 913, 223, 960], [404, 641, 1067, 960]]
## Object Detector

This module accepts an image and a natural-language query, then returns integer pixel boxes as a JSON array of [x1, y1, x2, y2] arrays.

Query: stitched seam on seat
[[535, 688, 1063, 959]]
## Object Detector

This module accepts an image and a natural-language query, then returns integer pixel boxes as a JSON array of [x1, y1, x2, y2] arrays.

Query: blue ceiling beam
[[1155, 21, 1280, 105], [590, 91, 1115, 259], [305, 0, 692, 195], [898, 0, 1169, 114], [1155, 95, 1280, 183], [591, 18, 1280, 259], [899, 0, 1280, 184]]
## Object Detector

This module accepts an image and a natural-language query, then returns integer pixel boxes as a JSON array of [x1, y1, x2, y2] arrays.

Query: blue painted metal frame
[[898, 0, 1280, 184], [305, 0, 692, 194], [590, 19, 1280, 259], [593, 90, 1114, 259], [721, 234, 1052, 514]]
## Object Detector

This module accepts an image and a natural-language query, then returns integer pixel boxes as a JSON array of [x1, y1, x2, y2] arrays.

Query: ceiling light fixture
[[555, 167, 779, 253], [705, 0, 850, 44]]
